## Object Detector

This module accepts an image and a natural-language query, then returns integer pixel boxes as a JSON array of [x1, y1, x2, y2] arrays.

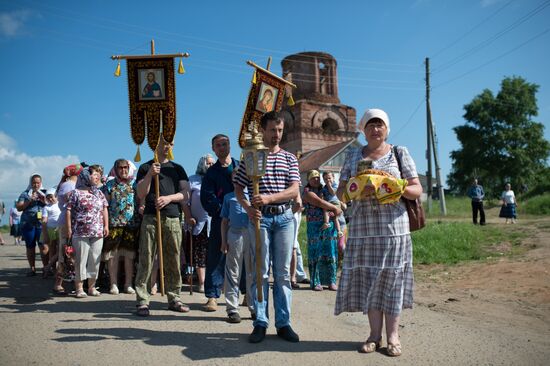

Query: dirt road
[[1, 218, 549, 365]]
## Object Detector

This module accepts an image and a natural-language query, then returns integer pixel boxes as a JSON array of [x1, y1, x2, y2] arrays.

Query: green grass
[[518, 193, 550, 215], [412, 221, 526, 265], [426, 196, 501, 218]]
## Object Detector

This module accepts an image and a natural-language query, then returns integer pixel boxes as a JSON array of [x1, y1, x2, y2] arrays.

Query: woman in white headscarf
[[17, 174, 48, 276], [334, 109, 422, 357]]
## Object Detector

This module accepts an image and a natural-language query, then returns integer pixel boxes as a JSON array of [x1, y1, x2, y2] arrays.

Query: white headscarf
[[357, 108, 390, 137]]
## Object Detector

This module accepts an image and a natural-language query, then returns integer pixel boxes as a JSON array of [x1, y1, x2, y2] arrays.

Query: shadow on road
[[53, 326, 359, 361]]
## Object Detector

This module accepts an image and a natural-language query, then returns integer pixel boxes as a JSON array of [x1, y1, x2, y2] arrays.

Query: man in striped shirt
[[234, 111, 301, 344]]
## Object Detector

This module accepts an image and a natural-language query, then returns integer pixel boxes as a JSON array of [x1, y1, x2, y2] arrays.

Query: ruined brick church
[[280, 52, 361, 180]]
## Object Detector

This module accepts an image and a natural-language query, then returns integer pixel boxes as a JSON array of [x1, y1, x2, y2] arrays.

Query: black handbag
[[393, 146, 426, 231]]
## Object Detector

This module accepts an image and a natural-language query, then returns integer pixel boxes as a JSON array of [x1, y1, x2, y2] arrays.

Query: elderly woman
[[66, 166, 109, 298], [334, 109, 422, 357], [302, 170, 342, 291], [499, 183, 517, 224], [181, 154, 215, 293], [17, 174, 48, 276], [101, 159, 139, 295]]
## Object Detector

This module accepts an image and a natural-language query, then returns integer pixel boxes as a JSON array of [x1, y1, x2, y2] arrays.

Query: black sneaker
[[227, 312, 241, 324], [249, 325, 266, 343], [276, 325, 299, 343]]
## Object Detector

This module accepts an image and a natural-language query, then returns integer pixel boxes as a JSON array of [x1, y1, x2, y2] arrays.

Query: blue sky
[[1, 0, 549, 223]]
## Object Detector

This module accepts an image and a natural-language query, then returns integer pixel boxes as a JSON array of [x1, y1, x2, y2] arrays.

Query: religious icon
[[255, 82, 278, 113], [138, 68, 165, 101]]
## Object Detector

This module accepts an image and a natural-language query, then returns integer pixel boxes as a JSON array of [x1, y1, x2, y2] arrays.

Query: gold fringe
[[252, 70, 257, 84], [287, 95, 295, 106], [167, 147, 174, 161], [134, 145, 141, 162], [114, 61, 121, 77], [178, 58, 185, 74]]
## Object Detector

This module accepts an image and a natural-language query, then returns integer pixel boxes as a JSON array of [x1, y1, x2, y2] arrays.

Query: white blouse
[[501, 190, 516, 204]]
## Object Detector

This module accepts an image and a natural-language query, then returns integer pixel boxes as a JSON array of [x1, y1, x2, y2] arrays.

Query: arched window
[[321, 118, 339, 134]]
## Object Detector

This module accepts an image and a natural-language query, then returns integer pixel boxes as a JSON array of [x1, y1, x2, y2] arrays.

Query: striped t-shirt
[[234, 149, 300, 196]]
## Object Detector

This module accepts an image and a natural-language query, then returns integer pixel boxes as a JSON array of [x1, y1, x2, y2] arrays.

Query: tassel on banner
[[287, 95, 295, 106], [178, 58, 185, 74], [134, 145, 141, 162], [252, 70, 257, 84], [167, 147, 174, 161], [114, 61, 121, 77]]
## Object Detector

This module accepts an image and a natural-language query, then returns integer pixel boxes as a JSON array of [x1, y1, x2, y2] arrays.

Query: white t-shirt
[[501, 190, 516, 205], [42, 203, 61, 228]]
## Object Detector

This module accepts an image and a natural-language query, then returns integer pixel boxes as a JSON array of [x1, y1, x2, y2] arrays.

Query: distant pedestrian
[[467, 178, 486, 225], [9, 202, 22, 245], [499, 183, 517, 224]]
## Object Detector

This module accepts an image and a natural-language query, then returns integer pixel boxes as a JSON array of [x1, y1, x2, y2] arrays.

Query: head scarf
[[26, 173, 44, 193], [63, 163, 84, 178], [107, 159, 137, 184], [195, 154, 214, 175], [358, 108, 391, 137], [75, 168, 101, 197]]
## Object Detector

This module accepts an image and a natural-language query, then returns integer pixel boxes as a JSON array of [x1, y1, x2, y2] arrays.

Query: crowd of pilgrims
[[8, 141, 346, 319], [6, 109, 421, 355]]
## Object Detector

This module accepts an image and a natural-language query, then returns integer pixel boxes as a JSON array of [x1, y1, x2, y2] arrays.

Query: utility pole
[[425, 58, 433, 212], [426, 57, 447, 216]]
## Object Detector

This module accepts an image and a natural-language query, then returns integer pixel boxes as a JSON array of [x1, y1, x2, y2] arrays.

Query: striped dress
[[334, 145, 417, 316]]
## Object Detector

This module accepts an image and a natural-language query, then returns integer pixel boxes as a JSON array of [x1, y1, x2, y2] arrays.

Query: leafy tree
[[448, 76, 550, 197]]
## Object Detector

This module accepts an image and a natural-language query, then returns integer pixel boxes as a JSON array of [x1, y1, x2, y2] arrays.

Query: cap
[[358, 108, 390, 136], [307, 170, 320, 180]]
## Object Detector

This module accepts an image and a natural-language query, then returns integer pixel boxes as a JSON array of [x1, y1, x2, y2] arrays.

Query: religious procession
[[5, 42, 423, 359]]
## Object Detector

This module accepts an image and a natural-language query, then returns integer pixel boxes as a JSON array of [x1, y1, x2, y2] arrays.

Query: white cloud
[[0, 10, 32, 37], [0, 131, 79, 206]]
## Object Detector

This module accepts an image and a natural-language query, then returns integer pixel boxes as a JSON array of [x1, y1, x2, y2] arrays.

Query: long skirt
[[499, 203, 516, 219], [307, 220, 338, 287], [334, 200, 414, 316]]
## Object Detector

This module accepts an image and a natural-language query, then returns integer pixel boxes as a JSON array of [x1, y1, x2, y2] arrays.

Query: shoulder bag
[[393, 146, 426, 231]]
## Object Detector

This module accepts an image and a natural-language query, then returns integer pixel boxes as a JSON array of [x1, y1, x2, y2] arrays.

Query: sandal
[[359, 339, 382, 353], [168, 300, 190, 313], [88, 288, 101, 297], [387, 342, 402, 357], [75, 290, 87, 298], [136, 305, 150, 317], [291, 281, 299, 289], [53, 287, 67, 296]]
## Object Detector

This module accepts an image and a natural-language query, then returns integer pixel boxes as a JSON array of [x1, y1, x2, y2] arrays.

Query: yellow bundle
[[344, 169, 407, 204]]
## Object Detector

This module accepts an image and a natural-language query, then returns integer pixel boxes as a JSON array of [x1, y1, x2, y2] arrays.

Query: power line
[[21, 0, 420, 70], [430, 0, 515, 59], [433, 0, 550, 74], [392, 98, 425, 138], [433, 26, 550, 89]]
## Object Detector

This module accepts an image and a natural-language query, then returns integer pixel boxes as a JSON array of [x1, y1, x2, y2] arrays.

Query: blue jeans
[[205, 217, 225, 298], [249, 208, 294, 329]]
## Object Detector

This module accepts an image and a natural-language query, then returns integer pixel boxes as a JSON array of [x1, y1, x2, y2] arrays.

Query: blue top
[[220, 192, 249, 229], [200, 158, 239, 218], [17, 190, 46, 227], [467, 184, 485, 202]]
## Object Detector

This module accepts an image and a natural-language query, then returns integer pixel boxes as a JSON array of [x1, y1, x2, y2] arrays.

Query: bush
[[519, 193, 550, 215]]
